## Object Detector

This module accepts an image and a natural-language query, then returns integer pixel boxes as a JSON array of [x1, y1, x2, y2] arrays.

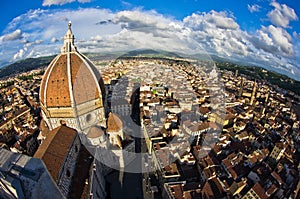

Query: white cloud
[[266, 25, 293, 55], [0, 29, 23, 42], [121, 1, 132, 7], [183, 11, 248, 57], [13, 48, 27, 60], [267, 1, 298, 28], [0, 8, 299, 80], [43, 0, 74, 6], [250, 25, 294, 56], [42, 0, 91, 6], [24, 39, 43, 47], [51, 37, 59, 43], [248, 4, 261, 13], [184, 11, 239, 30]]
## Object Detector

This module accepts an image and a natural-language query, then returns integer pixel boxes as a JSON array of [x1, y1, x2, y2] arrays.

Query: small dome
[[87, 126, 105, 139], [107, 112, 123, 133]]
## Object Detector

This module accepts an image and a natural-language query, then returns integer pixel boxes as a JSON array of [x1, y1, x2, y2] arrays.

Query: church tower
[[249, 80, 257, 106], [238, 77, 244, 97], [39, 22, 106, 133]]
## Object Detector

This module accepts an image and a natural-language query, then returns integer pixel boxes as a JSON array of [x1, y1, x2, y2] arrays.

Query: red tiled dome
[[39, 23, 107, 132], [40, 22, 105, 108]]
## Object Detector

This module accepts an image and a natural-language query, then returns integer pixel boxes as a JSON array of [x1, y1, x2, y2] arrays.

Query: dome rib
[[40, 55, 61, 107]]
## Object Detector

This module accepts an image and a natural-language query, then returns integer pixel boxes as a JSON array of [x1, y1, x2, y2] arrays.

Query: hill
[[0, 56, 55, 79], [216, 62, 300, 95]]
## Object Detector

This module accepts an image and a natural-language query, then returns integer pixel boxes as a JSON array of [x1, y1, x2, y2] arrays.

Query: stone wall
[[56, 134, 81, 197]]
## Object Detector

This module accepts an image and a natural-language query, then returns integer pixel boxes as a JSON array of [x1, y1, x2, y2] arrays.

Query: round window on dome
[[86, 113, 96, 125]]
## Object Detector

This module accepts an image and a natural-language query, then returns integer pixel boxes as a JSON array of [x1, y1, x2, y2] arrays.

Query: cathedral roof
[[39, 22, 105, 108], [34, 125, 77, 181]]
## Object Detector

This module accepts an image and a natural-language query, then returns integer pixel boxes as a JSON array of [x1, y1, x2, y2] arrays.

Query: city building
[[242, 183, 268, 199], [268, 142, 286, 167], [162, 181, 201, 199]]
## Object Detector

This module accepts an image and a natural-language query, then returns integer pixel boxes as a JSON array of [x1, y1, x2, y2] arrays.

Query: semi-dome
[[87, 125, 106, 146], [40, 22, 106, 132]]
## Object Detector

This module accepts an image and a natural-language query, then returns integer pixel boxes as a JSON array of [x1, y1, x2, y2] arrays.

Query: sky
[[0, 0, 300, 80]]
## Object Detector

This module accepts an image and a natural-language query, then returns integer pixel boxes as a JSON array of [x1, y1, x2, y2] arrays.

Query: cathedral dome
[[40, 22, 105, 109], [39, 22, 106, 132]]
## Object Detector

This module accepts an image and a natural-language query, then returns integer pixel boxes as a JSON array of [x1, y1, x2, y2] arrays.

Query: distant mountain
[[0, 56, 55, 79], [210, 54, 231, 63], [121, 49, 182, 58], [216, 61, 300, 95]]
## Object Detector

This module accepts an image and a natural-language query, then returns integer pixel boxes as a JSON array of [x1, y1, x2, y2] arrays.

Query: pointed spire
[[61, 21, 77, 53]]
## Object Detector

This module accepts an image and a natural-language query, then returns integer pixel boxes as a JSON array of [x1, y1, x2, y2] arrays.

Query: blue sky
[[2, 0, 300, 33], [1, 0, 300, 80]]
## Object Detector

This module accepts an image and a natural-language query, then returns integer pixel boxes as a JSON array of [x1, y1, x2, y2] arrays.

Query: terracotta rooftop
[[252, 183, 268, 199], [40, 52, 103, 107], [202, 177, 225, 199], [266, 184, 278, 196], [271, 171, 283, 185], [34, 125, 77, 181], [198, 107, 210, 115], [167, 182, 201, 199]]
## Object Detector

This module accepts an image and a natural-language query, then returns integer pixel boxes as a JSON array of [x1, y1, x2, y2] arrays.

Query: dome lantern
[[61, 21, 77, 53]]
